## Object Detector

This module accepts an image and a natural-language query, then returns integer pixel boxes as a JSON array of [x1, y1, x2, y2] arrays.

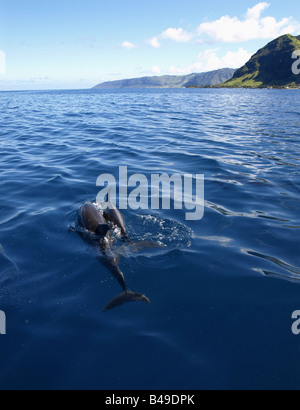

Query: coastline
[[185, 85, 300, 89]]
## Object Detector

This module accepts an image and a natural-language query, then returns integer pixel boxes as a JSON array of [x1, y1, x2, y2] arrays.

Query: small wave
[[63, 112, 81, 118], [6, 106, 20, 110], [198, 236, 233, 247], [0, 244, 19, 284], [244, 249, 300, 282], [0, 210, 26, 226], [205, 200, 289, 222], [256, 269, 300, 283], [30, 207, 55, 216]]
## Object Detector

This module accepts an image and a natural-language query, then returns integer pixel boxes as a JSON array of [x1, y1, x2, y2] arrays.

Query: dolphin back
[[104, 208, 129, 239], [80, 203, 107, 232], [103, 291, 150, 312], [104, 189, 129, 239]]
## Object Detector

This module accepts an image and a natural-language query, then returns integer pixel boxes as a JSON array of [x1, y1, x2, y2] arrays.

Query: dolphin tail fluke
[[103, 290, 150, 312]]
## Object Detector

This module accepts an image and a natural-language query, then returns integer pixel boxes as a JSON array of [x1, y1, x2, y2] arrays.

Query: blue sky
[[0, 0, 299, 90]]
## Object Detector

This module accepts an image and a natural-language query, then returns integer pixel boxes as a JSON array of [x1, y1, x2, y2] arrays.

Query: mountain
[[223, 34, 300, 88], [184, 68, 236, 87], [92, 68, 236, 89]]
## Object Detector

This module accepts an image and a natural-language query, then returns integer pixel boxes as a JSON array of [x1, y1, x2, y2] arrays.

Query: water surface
[[0, 88, 299, 389]]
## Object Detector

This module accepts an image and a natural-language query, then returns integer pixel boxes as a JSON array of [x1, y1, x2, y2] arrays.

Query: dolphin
[[80, 202, 110, 237], [78, 202, 150, 312]]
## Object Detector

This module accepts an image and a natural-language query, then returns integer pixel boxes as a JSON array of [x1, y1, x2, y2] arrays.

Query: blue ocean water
[[0, 88, 300, 390]]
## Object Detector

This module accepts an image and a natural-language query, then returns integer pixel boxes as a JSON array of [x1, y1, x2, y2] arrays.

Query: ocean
[[0, 88, 299, 390]]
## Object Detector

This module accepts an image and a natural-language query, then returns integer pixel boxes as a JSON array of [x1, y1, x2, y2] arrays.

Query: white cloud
[[168, 62, 203, 74], [121, 41, 138, 50], [148, 28, 193, 49], [168, 47, 252, 74], [199, 48, 253, 71], [149, 37, 161, 48], [152, 65, 162, 74], [246, 2, 269, 20], [161, 27, 193, 43], [197, 2, 300, 42]]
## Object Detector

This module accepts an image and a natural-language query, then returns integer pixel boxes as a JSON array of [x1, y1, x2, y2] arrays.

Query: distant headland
[[92, 68, 236, 89], [92, 34, 300, 90]]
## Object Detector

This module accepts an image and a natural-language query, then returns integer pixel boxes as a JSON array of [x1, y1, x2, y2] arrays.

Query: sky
[[0, 0, 299, 90]]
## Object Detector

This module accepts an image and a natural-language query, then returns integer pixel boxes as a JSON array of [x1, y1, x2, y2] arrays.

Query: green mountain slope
[[92, 68, 236, 89], [184, 68, 236, 87], [223, 34, 300, 88]]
